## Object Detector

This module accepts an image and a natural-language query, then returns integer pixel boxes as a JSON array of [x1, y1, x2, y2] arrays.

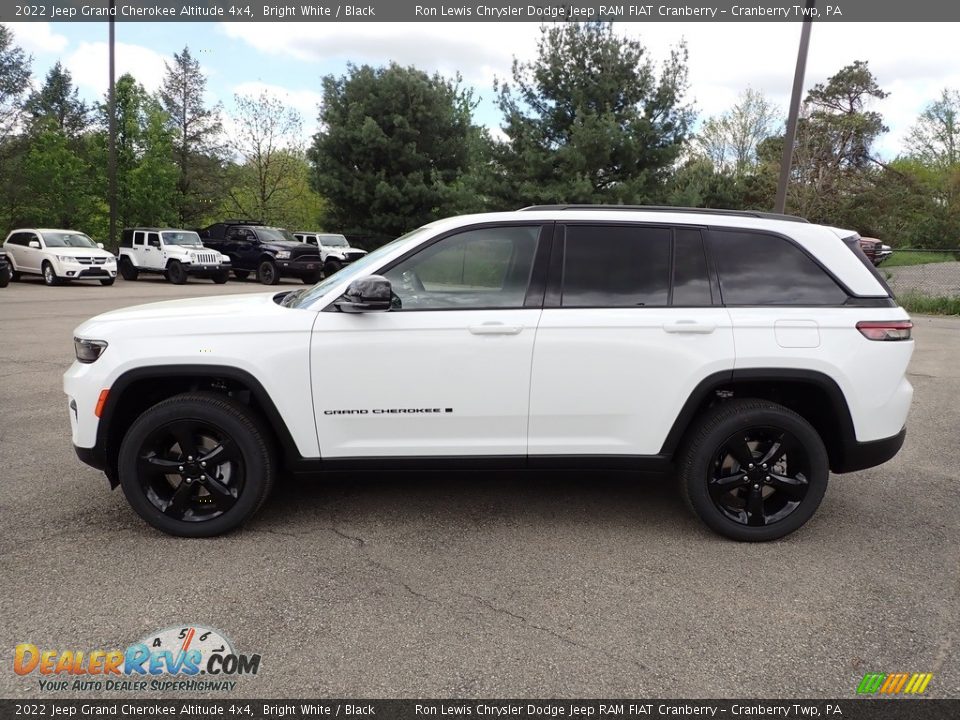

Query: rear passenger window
[[709, 230, 847, 305], [562, 226, 671, 307], [673, 229, 712, 306]]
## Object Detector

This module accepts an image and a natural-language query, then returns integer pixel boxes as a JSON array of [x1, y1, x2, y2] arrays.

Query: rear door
[[528, 223, 735, 458]]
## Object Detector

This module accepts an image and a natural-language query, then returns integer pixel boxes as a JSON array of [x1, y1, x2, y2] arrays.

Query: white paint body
[[4, 228, 117, 281]]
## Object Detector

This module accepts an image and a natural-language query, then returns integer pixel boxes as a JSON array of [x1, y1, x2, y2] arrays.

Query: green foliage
[[697, 88, 781, 175], [0, 24, 31, 140], [492, 22, 693, 206], [222, 151, 324, 230], [310, 63, 478, 238], [25, 62, 89, 139], [883, 250, 958, 267], [906, 89, 960, 168], [897, 292, 960, 315], [159, 46, 225, 226]]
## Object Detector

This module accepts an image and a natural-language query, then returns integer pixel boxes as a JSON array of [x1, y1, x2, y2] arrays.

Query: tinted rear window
[[709, 230, 848, 305]]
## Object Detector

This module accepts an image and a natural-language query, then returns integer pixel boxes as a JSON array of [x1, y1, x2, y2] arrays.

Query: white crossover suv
[[64, 206, 914, 540], [117, 227, 231, 285], [4, 228, 118, 286]]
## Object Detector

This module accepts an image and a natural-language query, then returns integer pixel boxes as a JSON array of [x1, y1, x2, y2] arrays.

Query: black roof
[[517, 205, 809, 224]]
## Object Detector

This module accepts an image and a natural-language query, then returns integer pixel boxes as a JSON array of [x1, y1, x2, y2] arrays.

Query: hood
[[262, 240, 315, 253], [50, 247, 115, 259]]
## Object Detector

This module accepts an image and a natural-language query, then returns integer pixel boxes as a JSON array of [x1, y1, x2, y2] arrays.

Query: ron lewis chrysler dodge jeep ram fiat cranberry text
[[64, 207, 914, 540]]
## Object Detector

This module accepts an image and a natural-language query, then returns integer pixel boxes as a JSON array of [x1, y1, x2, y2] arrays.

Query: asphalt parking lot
[[1, 275, 958, 699]]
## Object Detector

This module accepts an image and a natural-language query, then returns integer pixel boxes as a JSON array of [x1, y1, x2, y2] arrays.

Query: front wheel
[[166, 260, 187, 285], [257, 260, 279, 285], [677, 399, 828, 542], [212, 269, 230, 284], [117, 392, 276, 537], [323, 259, 342, 277], [42, 262, 61, 286], [119, 257, 138, 281], [99, 277, 115, 286]]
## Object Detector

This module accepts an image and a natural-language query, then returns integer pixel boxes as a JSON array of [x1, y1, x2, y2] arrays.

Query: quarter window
[[709, 230, 847, 305], [384, 225, 541, 310]]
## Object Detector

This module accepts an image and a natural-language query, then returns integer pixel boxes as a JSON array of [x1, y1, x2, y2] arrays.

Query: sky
[[7, 21, 960, 158]]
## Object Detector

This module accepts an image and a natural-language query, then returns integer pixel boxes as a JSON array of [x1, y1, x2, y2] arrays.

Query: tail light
[[856, 320, 912, 341]]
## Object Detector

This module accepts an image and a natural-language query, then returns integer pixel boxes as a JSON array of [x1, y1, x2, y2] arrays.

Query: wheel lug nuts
[[754, 484, 760, 489], [765, 476, 770, 481], [200, 461, 206, 467], [187, 456, 193, 461], [178, 466, 184, 472], [748, 463, 754, 469]]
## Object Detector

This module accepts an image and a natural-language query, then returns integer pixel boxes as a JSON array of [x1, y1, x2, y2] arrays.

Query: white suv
[[4, 228, 118, 286], [292, 231, 367, 276], [117, 227, 231, 285], [64, 207, 914, 540]]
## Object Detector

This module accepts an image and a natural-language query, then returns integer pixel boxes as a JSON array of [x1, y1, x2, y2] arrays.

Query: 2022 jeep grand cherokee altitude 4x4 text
[[64, 207, 914, 540]]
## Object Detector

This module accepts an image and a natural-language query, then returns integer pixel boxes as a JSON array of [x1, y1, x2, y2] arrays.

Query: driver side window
[[384, 225, 541, 311]]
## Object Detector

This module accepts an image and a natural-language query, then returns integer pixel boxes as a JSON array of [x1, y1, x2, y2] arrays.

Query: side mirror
[[334, 275, 393, 313], [96, 242, 104, 249], [29, 240, 40, 249]]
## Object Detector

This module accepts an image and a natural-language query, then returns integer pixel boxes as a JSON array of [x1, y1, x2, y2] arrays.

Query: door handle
[[469, 322, 523, 336], [663, 320, 717, 334]]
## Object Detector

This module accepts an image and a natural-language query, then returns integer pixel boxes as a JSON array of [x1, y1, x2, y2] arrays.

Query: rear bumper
[[833, 427, 906, 474]]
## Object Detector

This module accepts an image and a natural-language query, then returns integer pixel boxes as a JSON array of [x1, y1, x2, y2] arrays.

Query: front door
[[311, 223, 549, 458]]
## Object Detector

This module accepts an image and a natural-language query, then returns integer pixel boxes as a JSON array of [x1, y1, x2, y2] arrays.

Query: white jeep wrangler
[[292, 231, 367, 277], [118, 228, 231, 285], [66, 207, 913, 541]]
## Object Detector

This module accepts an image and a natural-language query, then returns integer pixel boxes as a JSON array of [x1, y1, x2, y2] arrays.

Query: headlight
[[275, 251, 291, 259], [104, 257, 116, 265], [74, 338, 108, 364], [58, 255, 79, 263]]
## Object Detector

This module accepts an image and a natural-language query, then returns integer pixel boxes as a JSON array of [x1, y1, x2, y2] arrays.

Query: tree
[[159, 46, 223, 225], [310, 63, 478, 238], [0, 24, 31, 140], [492, 22, 693, 205], [697, 89, 781, 175], [25, 62, 89, 138], [224, 91, 310, 224], [95, 73, 178, 232], [906, 89, 960, 168]]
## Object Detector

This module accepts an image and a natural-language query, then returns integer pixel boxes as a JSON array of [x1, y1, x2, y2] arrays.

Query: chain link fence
[[881, 250, 960, 301]]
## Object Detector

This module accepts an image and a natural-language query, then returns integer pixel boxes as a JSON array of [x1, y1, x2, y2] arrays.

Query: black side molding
[[833, 428, 907, 474]]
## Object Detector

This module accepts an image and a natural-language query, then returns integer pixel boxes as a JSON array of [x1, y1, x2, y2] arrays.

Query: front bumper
[[184, 262, 230, 276], [61, 265, 117, 279], [277, 257, 321, 278]]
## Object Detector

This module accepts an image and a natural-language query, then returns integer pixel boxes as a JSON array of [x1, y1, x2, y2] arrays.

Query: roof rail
[[517, 205, 809, 223]]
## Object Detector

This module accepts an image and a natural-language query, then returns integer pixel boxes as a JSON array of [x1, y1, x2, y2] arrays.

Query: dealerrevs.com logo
[[13, 625, 261, 693]]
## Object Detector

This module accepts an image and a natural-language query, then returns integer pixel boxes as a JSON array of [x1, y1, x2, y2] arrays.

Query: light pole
[[775, 0, 815, 214], [108, 0, 117, 247]]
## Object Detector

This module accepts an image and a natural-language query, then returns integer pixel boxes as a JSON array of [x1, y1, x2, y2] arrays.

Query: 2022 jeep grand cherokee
[[64, 206, 914, 540]]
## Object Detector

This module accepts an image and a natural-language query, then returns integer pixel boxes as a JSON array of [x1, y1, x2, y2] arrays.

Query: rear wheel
[[117, 392, 275, 537], [166, 260, 187, 285], [119, 256, 138, 281], [302, 269, 321, 284], [0, 266, 9, 288], [677, 399, 828, 542], [258, 259, 279, 285], [42, 262, 61, 286], [212, 269, 230, 284]]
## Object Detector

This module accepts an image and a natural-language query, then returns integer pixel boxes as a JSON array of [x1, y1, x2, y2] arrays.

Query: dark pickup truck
[[197, 221, 323, 285]]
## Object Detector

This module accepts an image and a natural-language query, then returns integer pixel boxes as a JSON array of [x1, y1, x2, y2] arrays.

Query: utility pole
[[107, 0, 117, 246], [775, 0, 815, 214]]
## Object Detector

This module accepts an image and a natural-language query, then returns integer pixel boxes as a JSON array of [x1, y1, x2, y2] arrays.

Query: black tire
[[233, 269, 249, 281], [119, 256, 139, 281], [301, 269, 321, 284], [117, 392, 276, 537], [257, 259, 279, 285], [0, 267, 9, 288], [10, 268, 20, 281], [166, 260, 188, 285], [42, 261, 61, 286], [677, 399, 828, 542], [99, 277, 115, 286], [212, 269, 230, 284], [324, 259, 342, 277]]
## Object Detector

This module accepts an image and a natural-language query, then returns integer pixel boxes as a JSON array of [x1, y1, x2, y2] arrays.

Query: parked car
[[197, 221, 322, 285], [859, 237, 893, 266], [118, 228, 231, 285], [3, 228, 117, 286], [66, 206, 913, 541], [0, 251, 10, 288], [292, 231, 367, 277]]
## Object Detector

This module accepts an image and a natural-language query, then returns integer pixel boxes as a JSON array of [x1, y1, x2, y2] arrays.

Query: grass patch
[[898, 292, 960, 315], [883, 251, 958, 267]]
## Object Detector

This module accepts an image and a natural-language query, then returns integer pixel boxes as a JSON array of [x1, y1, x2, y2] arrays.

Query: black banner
[[3, 0, 960, 23], [1, 700, 959, 720]]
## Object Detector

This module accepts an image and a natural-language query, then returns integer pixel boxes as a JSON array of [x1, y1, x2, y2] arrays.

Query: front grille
[[345, 251, 365, 261], [293, 253, 321, 263], [192, 253, 219, 264], [75, 257, 108, 265]]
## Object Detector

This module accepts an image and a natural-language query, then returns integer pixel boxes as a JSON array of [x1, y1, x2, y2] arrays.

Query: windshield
[[287, 227, 430, 309], [162, 231, 203, 246], [42, 231, 97, 248], [318, 234, 349, 247], [259, 228, 297, 243]]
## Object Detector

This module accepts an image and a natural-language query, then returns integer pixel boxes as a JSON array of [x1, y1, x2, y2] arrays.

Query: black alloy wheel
[[166, 260, 188, 285], [118, 393, 275, 537], [258, 260, 279, 285], [677, 399, 828, 542]]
